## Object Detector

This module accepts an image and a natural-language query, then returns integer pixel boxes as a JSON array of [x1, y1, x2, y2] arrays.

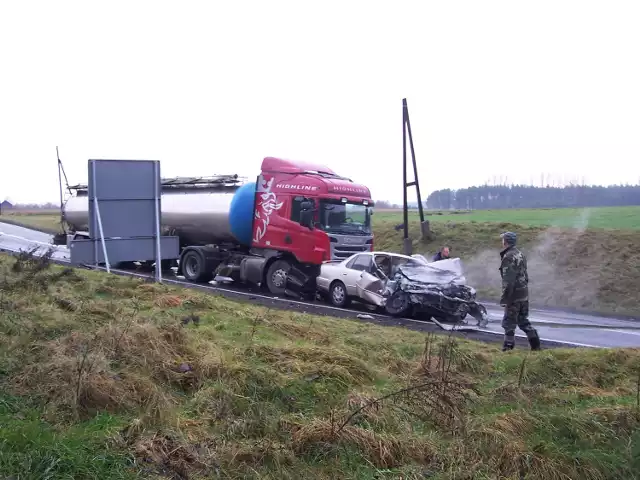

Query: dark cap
[[500, 231, 517, 245]]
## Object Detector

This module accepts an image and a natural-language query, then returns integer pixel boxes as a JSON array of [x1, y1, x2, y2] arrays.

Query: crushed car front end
[[371, 259, 489, 327]]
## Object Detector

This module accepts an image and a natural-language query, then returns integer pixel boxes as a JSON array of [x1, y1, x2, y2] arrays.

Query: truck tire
[[181, 249, 213, 283], [329, 281, 351, 308], [266, 259, 291, 295]]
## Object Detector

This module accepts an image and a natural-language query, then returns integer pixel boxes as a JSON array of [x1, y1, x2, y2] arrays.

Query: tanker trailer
[[61, 174, 261, 280], [63, 175, 254, 251], [57, 157, 376, 297]]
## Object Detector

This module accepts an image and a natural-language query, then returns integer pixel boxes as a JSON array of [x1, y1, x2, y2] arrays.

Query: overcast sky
[[1, 0, 639, 205]]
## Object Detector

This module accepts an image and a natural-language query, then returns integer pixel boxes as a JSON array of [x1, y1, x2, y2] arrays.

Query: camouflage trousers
[[502, 300, 538, 346]]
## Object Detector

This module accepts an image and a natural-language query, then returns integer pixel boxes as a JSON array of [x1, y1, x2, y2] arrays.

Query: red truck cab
[[249, 157, 375, 298]]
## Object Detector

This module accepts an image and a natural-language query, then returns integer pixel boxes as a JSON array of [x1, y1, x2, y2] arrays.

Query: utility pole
[[401, 98, 430, 256], [54, 146, 73, 245], [57, 146, 64, 221]]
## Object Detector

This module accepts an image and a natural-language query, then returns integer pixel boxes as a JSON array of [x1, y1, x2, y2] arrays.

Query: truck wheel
[[181, 249, 213, 283], [266, 259, 291, 295], [329, 281, 350, 308]]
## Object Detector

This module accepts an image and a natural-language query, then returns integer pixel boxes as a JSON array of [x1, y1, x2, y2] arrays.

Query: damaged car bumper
[[355, 258, 489, 328]]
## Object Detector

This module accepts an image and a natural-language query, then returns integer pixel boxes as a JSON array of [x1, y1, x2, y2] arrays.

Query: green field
[[3, 206, 640, 315], [2, 205, 640, 233], [0, 210, 62, 232], [2, 252, 640, 479], [375, 205, 640, 230]]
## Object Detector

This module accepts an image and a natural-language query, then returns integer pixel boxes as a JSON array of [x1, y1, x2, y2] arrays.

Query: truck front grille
[[329, 235, 373, 260]]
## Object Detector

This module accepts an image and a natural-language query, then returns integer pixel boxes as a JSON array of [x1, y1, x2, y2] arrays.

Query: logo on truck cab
[[254, 174, 284, 243], [277, 183, 319, 191], [342, 236, 364, 245], [328, 185, 369, 195]]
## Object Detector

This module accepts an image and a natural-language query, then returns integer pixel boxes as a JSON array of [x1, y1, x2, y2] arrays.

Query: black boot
[[502, 341, 514, 352], [528, 335, 541, 351]]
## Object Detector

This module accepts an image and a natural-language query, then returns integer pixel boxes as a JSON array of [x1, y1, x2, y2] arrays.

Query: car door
[[353, 254, 391, 306], [372, 254, 392, 279], [341, 253, 373, 295], [355, 271, 386, 306]]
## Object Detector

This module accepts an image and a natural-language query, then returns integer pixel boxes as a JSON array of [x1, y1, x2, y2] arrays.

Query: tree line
[[1, 202, 59, 210], [425, 184, 640, 210], [6, 185, 640, 212]]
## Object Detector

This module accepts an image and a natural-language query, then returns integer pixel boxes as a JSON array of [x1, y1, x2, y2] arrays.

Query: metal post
[[91, 160, 98, 267], [404, 103, 430, 239], [94, 199, 111, 273], [56, 147, 64, 230], [405, 106, 424, 224], [401, 99, 430, 251], [153, 160, 162, 283], [402, 99, 411, 255], [91, 160, 110, 272]]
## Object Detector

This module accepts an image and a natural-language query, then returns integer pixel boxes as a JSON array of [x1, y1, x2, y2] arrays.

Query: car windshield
[[318, 200, 372, 235]]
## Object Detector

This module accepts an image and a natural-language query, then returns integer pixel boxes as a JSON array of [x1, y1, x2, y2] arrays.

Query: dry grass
[[1, 251, 640, 479]]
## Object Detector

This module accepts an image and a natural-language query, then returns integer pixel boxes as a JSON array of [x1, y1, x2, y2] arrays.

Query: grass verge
[[1, 250, 640, 479]]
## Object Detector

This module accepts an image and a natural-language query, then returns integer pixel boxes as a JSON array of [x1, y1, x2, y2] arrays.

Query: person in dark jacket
[[432, 246, 450, 262], [499, 231, 541, 352]]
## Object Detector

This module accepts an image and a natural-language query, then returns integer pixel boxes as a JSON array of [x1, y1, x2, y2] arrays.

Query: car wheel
[[329, 281, 350, 308], [266, 259, 291, 295], [385, 291, 412, 317]]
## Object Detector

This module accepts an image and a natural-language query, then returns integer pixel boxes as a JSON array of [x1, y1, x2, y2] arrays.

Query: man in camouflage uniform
[[499, 231, 541, 352]]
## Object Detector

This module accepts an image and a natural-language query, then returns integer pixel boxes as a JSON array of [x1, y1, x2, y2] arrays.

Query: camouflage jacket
[[499, 246, 529, 304]]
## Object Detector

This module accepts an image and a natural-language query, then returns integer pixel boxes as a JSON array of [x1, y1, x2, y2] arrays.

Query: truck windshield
[[318, 200, 372, 235]]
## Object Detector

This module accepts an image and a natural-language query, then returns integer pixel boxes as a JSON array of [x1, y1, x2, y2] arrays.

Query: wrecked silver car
[[317, 252, 426, 308], [355, 257, 489, 327]]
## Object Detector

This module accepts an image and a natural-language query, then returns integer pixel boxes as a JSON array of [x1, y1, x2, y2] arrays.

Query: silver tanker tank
[[62, 175, 257, 247]]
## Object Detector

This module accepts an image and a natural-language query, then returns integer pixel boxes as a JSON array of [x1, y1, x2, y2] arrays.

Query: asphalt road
[[1, 221, 639, 349]]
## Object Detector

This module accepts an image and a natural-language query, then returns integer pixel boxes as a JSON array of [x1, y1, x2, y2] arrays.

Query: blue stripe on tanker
[[228, 181, 256, 247]]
